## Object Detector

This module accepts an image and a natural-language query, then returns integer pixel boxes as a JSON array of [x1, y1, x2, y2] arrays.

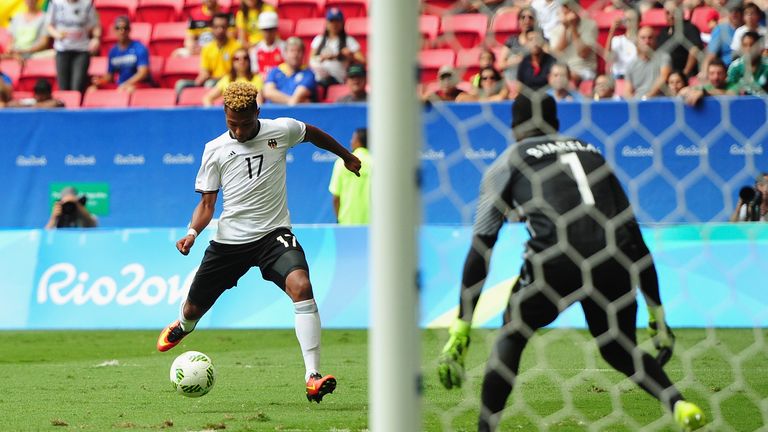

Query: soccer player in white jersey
[[157, 81, 361, 403]]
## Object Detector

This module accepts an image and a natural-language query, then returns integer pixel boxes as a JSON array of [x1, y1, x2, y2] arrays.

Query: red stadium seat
[[294, 17, 326, 63], [0, 27, 11, 53], [1, 58, 22, 85], [689, 6, 718, 34], [82, 89, 130, 108], [130, 88, 177, 107], [438, 14, 488, 49], [641, 8, 667, 29], [456, 47, 482, 81], [277, 18, 294, 41], [177, 86, 208, 106], [148, 55, 165, 85], [52, 90, 83, 108], [614, 78, 626, 96], [578, 79, 593, 96], [11, 90, 33, 101], [160, 55, 199, 88], [324, 83, 349, 102], [150, 22, 188, 57], [419, 14, 440, 47], [277, 0, 324, 20], [94, 0, 138, 31], [88, 56, 109, 79], [591, 9, 625, 30], [345, 17, 368, 55], [419, 48, 455, 83], [324, 0, 367, 18], [135, 0, 183, 24], [101, 22, 153, 56], [17, 57, 57, 91], [490, 9, 519, 45]]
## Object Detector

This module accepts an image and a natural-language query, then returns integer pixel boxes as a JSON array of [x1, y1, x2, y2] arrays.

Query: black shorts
[[186, 228, 309, 310]]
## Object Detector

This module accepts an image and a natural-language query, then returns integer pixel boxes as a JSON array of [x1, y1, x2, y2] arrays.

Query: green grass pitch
[[0, 328, 765, 431]]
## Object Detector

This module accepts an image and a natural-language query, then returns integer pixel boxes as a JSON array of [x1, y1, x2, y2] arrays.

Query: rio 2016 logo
[[37, 263, 197, 306]]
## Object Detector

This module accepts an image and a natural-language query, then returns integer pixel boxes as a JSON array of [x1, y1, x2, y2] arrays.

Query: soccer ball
[[169, 351, 216, 398]]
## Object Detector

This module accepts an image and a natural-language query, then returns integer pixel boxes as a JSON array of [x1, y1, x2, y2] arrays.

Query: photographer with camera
[[730, 173, 768, 222], [45, 186, 98, 229]]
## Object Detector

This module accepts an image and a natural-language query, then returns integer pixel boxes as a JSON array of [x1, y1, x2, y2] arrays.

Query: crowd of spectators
[[0, 0, 766, 108]]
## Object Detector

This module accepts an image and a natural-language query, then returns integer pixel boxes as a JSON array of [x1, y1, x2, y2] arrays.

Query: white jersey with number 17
[[195, 117, 306, 244]]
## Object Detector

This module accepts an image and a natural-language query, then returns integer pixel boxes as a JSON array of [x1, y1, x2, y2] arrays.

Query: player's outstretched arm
[[303, 124, 361, 176], [177, 192, 217, 256]]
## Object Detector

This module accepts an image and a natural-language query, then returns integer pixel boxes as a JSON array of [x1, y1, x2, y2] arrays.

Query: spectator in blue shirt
[[89, 16, 151, 94], [263, 36, 316, 104], [701, 4, 743, 78]]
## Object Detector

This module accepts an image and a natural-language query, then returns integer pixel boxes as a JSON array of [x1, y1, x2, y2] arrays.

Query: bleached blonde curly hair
[[223, 81, 259, 112]]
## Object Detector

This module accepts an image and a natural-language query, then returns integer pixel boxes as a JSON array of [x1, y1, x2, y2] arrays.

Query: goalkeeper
[[438, 93, 705, 431]]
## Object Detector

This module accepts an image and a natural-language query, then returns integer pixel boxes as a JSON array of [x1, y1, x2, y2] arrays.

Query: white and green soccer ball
[[169, 351, 216, 398]]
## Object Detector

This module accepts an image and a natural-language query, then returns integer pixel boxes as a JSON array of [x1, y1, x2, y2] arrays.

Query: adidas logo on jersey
[[229, 151, 237, 157]]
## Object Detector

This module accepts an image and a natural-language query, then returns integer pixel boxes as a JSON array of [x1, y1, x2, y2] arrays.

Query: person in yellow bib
[[328, 128, 371, 225]]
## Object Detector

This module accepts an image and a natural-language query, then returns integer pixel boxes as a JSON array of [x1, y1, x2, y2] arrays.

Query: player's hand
[[437, 319, 471, 389], [648, 318, 675, 367], [176, 235, 196, 255], [344, 154, 361, 177]]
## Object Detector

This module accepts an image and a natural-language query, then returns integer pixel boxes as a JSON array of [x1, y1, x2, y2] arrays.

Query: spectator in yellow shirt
[[203, 47, 264, 106], [329, 128, 372, 225], [176, 13, 241, 95], [235, 0, 276, 49]]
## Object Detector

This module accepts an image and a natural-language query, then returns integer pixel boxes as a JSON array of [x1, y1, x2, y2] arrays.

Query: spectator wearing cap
[[549, 0, 598, 84], [337, 64, 367, 102], [309, 8, 366, 88], [235, 0, 276, 49], [248, 11, 285, 77], [6, 78, 65, 108], [88, 16, 151, 94], [263, 37, 316, 104], [422, 65, 465, 102], [46, 186, 98, 229]]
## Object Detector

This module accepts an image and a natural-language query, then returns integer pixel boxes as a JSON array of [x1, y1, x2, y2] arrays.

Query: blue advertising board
[[1, 224, 765, 330], [1, 97, 766, 228]]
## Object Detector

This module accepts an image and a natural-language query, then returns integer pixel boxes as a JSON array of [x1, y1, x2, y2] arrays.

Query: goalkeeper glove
[[648, 306, 676, 367], [437, 319, 471, 389]]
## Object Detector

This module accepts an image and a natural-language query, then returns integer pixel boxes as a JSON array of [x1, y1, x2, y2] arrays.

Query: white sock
[[178, 300, 198, 333], [294, 299, 321, 382]]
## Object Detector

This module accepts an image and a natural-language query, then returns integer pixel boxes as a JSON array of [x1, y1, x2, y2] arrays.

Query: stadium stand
[[176, 86, 209, 106], [135, 0, 184, 25], [419, 14, 440, 47], [159, 55, 199, 88], [0, 58, 21, 84], [324, 0, 367, 19], [52, 90, 83, 108], [149, 22, 188, 57], [345, 17, 368, 55], [94, 0, 139, 31], [277, 18, 295, 41], [16, 58, 57, 92], [438, 14, 488, 49], [324, 82, 349, 102], [489, 9, 519, 46], [130, 87, 177, 107], [82, 89, 131, 108], [278, 0, 324, 20], [87, 56, 109, 81]]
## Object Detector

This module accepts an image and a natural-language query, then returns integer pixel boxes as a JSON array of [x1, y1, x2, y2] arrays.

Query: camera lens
[[739, 186, 755, 202]]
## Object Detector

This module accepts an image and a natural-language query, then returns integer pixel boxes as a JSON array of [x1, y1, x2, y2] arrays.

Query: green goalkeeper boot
[[437, 319, 471, 389]]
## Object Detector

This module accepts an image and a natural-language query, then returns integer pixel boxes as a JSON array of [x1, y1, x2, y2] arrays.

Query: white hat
[[258, 11, 278, 30]]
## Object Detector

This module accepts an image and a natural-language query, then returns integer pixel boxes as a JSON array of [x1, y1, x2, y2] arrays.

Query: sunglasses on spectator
[[481, 75, 497, 81]]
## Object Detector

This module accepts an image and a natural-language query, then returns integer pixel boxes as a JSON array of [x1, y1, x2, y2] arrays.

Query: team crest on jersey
[[268, 139, 278, 149]]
